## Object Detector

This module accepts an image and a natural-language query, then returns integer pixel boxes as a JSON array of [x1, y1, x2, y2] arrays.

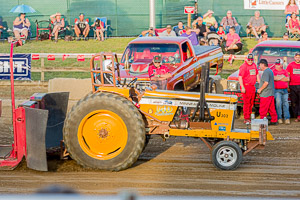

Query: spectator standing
[[174, 21, 185, 36], [192, 17, 208, 42], [224, 27, 242, 64], [203, 10, 218, 32], [148, 55, 172, 90], [140, 27, 154, 37], [285, 0, 299, 20], [247, 11, 267, 40], [220, 10, 241, 35], [238, 54, 260, 124], [180, 26, 200, 46], [283, 32, 289, 40], [257, 59, 278, 125], [286, 52, 300, 122], [258, 31, 271, 43], [13, 13, 30, 40], [272, 59, 290, 124], [159, 25, 176, 36], [91, 18, 105, 41], [288, 13, 300, 36], [74, 13, 90, 41], [50, 12, 65, 43]]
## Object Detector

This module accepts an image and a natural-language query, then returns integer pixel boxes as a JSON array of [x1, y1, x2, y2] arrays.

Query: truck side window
[[182, 42, 192, 61]]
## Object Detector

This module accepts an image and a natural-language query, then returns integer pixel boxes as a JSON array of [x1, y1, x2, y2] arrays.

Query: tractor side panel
[[208, 102, 236, 132]]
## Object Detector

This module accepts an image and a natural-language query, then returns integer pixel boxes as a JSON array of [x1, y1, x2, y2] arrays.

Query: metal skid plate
[[43, 92, 69, 149], [25, 107, 49, 171]]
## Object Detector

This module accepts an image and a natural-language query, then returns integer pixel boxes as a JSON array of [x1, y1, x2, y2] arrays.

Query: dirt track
[[1, 98, 300, 198]]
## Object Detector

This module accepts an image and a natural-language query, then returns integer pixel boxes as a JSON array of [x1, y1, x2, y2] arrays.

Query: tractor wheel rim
[[216, 146, 237, 167], [78, 110, 128, 160]]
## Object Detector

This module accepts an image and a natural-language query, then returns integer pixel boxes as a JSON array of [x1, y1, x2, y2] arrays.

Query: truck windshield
[[121, 43, 181, 64], [252, 46, 300, 64]]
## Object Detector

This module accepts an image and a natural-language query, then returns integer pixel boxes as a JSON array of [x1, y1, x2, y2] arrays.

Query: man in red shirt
[[272, 59, 290, 124], [148, 55, 172, 90], [286, 52, 300, 122], [238, 53, 260, 124]]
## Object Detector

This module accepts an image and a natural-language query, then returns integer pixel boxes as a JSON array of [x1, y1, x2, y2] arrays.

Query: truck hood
[[129, 59, 152, 76]]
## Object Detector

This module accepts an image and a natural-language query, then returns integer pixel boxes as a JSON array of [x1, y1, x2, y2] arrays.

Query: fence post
[[41, 58, 45, 81]]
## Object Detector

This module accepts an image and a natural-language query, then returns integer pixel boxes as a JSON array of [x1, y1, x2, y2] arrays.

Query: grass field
[[0, 37, 271, 81]]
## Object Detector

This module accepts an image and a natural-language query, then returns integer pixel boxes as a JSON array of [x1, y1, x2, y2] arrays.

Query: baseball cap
[[283, 32, 289, 36], [79, 13, 85, 16], [166, 25, 172, 29], [259, 59, 268, 66], [153, 55, 162, 63], [247, 53, 254, 60], [295, 52, 300, 56], [275, 58, 283, 65]]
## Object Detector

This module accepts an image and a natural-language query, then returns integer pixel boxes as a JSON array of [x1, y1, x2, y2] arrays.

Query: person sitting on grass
[[217, 25, 225, 40], [13, 13, 30, 40], [224, 26, 243, 64], [91, 18, 105, 41], [203, 10, 218, 32], [258, 31, 271, 43], [50, 12, 65, 43], [283, 32, 289, 40], [74, 13, 90, 41]]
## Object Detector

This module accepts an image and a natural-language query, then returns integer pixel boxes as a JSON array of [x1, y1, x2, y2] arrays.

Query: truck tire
[[209, 78, 217, 93], [63, 92, 145, 171], [211, 141, 243, 170]]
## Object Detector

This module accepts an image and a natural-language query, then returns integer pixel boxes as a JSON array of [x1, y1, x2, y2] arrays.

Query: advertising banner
[[0, 54, 31, 80], [244, 0, 300, 10]]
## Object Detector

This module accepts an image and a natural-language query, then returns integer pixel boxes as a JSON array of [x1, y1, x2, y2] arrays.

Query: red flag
[[47, 55, 55, 61], [62, 54, 69, 61], [32, 54, 40, 60], [77, 55, 85, 62]]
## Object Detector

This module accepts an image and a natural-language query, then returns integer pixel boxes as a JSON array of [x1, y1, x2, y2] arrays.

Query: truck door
[[181, 42, 197, 90]]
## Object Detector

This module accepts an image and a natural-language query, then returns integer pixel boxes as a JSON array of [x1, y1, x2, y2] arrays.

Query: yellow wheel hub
[[78, 110, 128, 160]]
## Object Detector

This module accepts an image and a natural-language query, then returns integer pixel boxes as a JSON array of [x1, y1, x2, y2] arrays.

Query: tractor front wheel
[[63, 92, 145, 171], [211, 141, 243, 170]]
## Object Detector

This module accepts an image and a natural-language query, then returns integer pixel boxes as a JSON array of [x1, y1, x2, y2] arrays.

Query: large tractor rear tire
[[63, 92, 145, 171]]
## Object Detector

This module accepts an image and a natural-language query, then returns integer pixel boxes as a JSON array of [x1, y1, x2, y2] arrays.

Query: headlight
[[227, 80, 239, 91]]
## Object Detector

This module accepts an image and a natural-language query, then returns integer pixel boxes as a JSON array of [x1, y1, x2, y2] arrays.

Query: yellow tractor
[[63, 53, 274, 171]]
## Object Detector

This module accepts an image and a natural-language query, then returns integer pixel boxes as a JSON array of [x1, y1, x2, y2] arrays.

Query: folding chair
[[93, 17, 110, 40], [36, 20, 52, 40]]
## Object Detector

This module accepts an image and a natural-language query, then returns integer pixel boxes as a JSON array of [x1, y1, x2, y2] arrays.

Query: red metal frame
[[0, 42, 27, 169]]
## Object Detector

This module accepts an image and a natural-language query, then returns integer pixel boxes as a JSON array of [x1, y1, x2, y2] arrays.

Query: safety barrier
[[30, 53, 123, 81]]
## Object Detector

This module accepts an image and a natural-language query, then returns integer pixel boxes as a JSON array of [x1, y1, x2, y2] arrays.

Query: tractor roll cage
[[90, 52, 121, 92]]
